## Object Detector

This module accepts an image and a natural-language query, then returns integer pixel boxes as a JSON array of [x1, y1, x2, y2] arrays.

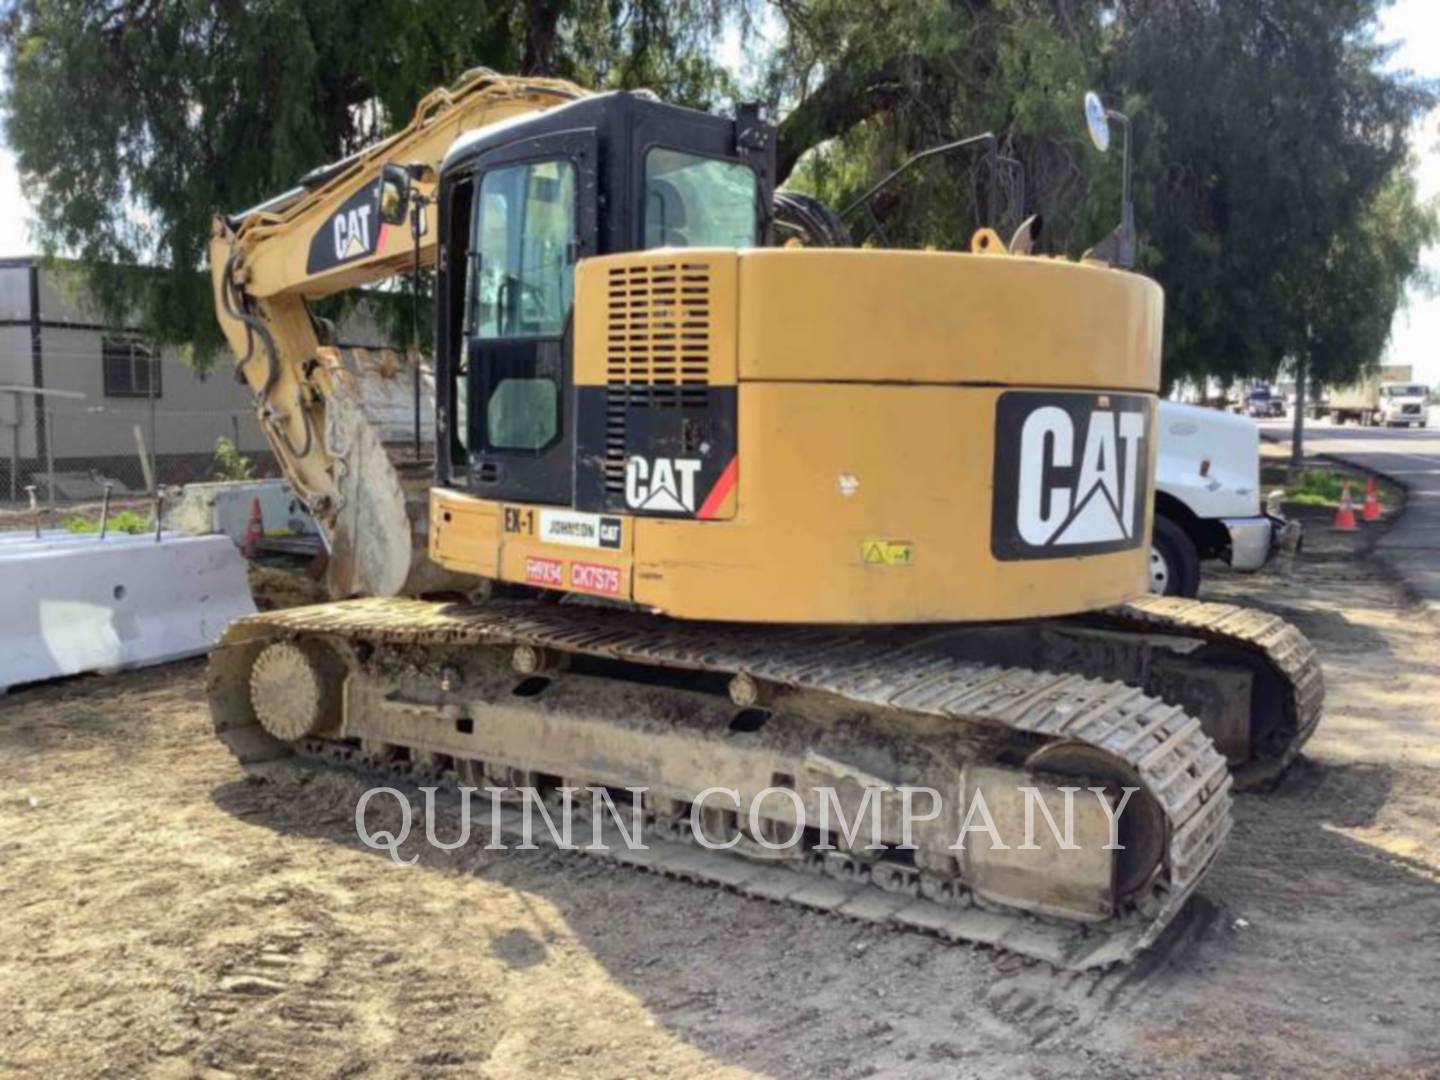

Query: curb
[[1318, 458, 1440, 627], [1263, 435, 1440, 627], [1376, 550, 1440, 629]]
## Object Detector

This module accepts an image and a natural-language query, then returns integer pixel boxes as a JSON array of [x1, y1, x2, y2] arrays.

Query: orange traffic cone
[[1362, 476, 1382, 522], [1332, 484, 1358, 532], [242, 496, 264, 556]]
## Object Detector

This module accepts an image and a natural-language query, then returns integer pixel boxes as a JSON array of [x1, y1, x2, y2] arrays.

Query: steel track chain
[[1099, 596, 1324, 787], [211, 597, 1233, 969]]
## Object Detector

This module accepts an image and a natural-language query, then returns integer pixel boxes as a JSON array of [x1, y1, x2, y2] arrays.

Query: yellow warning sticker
[[861, 539, 914, 566]]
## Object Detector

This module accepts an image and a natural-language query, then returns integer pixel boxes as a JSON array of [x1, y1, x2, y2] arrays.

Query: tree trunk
[[1290, 355, 1306, 468], [521, 0, 565, 75]]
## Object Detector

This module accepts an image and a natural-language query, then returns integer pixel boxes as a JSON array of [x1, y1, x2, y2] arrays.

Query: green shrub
[[1287, 469, 1359, 508], [212, 436, 255, 482], [64, 510, 151, 534]]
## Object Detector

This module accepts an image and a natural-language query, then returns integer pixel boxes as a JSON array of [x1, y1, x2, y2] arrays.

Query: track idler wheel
[[1024, 741, 1167, 906], [248, 640, 344, 742]]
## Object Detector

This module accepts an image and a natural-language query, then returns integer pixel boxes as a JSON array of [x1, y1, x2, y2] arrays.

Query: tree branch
[[774, 56, 913, 183]]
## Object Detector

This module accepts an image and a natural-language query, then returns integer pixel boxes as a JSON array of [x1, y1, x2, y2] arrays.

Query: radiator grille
[[604, 261, 713, 493]]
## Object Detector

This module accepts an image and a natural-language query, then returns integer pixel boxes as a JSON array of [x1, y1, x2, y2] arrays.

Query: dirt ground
[[3, 505, 1439, 1079]]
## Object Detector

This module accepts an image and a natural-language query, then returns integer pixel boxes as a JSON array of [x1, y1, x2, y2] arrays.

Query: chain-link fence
[[1, 348, 278, 523]]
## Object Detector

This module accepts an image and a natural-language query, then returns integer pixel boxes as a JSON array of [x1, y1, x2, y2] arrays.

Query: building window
[[103, 337, 161, 398]]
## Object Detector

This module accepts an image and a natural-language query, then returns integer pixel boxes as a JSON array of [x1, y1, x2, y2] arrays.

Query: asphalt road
[[1259, 411, 1440, 612]]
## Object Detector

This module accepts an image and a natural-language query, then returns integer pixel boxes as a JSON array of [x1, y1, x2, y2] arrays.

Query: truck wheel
[[1150, 516, 1201, 598]]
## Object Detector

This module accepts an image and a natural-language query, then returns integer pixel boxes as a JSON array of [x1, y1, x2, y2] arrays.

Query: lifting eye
[[969, 227, 1004, 254]]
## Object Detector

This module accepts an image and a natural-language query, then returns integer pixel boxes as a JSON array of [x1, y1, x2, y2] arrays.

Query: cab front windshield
[[1381, 384, 1426, 398], [644, 149, 757, 248]]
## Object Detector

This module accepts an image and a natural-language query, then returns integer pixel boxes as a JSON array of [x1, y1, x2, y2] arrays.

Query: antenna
[[840, 132, 1001, 244], [1083, 92, 1135, 269]]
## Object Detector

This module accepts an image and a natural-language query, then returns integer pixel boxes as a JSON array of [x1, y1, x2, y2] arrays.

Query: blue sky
[[1372, 0, 1440, 383], [2, 3, 1436, 380]]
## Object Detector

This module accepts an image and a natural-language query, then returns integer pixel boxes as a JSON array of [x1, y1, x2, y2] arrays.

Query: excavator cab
[[429, 93, 774, 510], [411, 75, 1179, 628]]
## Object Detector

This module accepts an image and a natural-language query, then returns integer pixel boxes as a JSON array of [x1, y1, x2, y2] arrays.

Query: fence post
[[148, 353, 158, 489], [44, 401, 55, 510], [134, 423, 155, 494], [99, 481, 113, 539], [7, 390, 16, 504]]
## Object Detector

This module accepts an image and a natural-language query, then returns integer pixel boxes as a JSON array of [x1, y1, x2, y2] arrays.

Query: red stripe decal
[[696, 457, 738, 520]]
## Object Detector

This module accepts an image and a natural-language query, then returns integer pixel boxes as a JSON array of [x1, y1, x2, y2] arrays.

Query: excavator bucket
[[0, 529, 255, 693], [317, 346, 444, 598]]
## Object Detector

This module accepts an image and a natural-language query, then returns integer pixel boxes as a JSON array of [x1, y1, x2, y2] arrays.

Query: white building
[[0, 257, 396, 502]]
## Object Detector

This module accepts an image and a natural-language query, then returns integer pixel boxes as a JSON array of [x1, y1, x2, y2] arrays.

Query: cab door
[[465, 130, 597, 506]]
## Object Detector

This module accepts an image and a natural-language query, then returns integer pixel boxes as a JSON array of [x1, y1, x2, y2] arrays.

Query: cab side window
[[469, 159, 576, 452]]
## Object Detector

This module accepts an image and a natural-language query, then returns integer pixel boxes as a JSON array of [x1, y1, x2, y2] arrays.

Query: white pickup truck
[[1151, 401, 1299, 596]]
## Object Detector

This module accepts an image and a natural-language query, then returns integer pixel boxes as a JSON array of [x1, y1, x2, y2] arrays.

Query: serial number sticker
[[861, 540, 914, 567], [524, 557, 564, 586], [569, 561, 623, 597]]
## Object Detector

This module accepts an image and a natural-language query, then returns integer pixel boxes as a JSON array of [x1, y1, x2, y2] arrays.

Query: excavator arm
[[209, 69, 587, 597]]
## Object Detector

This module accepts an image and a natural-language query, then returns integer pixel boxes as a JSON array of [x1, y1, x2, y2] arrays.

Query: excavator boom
[[209, 69, 587, 596]]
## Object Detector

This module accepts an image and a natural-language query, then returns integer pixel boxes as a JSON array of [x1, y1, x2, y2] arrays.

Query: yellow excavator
[[207, 69, 1322, 968]]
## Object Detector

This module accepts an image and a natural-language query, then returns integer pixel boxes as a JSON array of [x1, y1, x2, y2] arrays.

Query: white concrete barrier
[[164, 478, 319, 546], [0, 530, 256, 693]]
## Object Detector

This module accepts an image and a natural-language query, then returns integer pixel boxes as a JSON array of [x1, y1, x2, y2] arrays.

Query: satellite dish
[[1084, 92, 1111, 153]]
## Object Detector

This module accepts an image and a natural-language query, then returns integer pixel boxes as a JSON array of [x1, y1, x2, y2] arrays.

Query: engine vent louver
[[604, 262, 714, 494]]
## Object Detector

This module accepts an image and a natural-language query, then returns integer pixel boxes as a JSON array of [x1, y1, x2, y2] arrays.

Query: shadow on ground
[[205, 744, 1440, 1078]]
